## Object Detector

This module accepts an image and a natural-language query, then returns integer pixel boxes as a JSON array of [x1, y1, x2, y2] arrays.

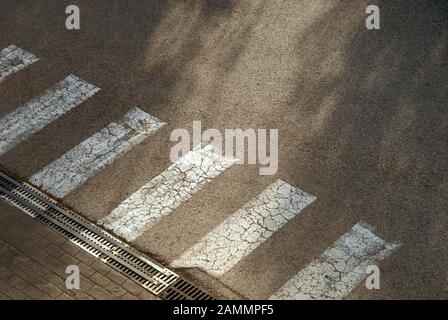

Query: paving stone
[[8, 275, 28, 290], [0, 267, 15, 280], [30, 234, 50, 250], [20, 244, 49, 266], [20, 258, 48, 276], [0, 209, 13, 222], [57, 252, 79, 266], [59, 242, 81, 256], [40, 230, 66, 246], [1, 201, 163, 301], [106, 269, 128, 286], [0, 292, 10, 300], [105, 282, 127, 297], [121, 279, 144, 296], [38, 283, 64, 298], [43, 272, 64, 286], [88, 285, 111, 300], [75, 251, 96, 266], [24, 285, 44, 299], [78, 263, 96, 278], [79, 276, 95, 291], [0, 279, 13, 293], [120, 292, 139, 300], [11, 263, 34, 279], [5, 287, 29, 300], [0, 245, 17, 265], [25, 273, 47, 287], [43, 255, 66, 274], [45, 244, 65, 259], [90, 272, 111, 287], [57, 292, 74, 300], [71, 291, 94, 300], [34, 224, 52, 238], [138, 290, 159, 300], [90, 260, 112, 276]]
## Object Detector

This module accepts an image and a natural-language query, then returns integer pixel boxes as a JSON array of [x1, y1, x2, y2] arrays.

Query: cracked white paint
[[99, 144, 238, 241], [0, 74, 100, 156], [170, 179, 317, 276], [269, 222, 400, 300], [0, 44, 39, 82], [29, 107, 166, 198]]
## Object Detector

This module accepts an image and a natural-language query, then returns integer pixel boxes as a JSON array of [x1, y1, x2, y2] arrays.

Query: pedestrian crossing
[[269, 223, 400, 300], [170, 179, 316, 276], [0, 44, 39, 82], [99, 144, 238, 241], [0, 44, 401, 299], [0, 74, 100, 156], [29, 107, 166, 198]]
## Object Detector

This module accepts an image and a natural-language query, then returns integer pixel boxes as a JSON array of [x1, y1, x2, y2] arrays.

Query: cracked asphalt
[[30, 107, 166, 198], [0, 0, 447, 299], [99, 144, 237, 242], [171, 179, 317, 278]]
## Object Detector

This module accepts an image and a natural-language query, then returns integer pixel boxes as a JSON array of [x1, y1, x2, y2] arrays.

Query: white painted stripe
[[170, 179, 317, 276], [0, 44, 39, 82], [99, 145, 238, 242], [269, 222, 400, 300], [0, 74, 100, 156], [29, 107, 166, 198]]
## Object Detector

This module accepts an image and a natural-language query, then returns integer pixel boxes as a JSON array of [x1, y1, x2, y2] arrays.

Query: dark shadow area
[[283, 0, 447, 298], [201, 0, 236, 14], [0, 0, 247, 119], [0, 0, 257, 191]]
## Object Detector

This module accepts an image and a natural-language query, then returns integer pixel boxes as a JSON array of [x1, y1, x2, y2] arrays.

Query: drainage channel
[[0, 169, 214, 300]]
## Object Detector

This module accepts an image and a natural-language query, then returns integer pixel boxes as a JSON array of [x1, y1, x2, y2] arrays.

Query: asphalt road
[[0, 0, 447, 299]]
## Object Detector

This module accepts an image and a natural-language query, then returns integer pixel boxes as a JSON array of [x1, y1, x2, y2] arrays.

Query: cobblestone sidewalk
[[0, 200, 158, 300]]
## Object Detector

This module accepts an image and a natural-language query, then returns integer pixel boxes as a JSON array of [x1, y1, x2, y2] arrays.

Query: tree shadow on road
[[283, 0, 447, 298], [1, 0, 447, 299]]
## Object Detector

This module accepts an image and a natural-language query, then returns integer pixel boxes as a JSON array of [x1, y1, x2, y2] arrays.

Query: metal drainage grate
[[0, 169, 213, 299], [160, 279, 214, 300]]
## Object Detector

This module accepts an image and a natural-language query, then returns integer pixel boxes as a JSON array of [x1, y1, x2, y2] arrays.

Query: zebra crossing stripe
[[0, 74, 100, 156], [170, 179, 317, 276], [269, 222, 400, 300], [99, 144, 238, 242], [0, 44, 39, 82], [29, 107, 166, 198]]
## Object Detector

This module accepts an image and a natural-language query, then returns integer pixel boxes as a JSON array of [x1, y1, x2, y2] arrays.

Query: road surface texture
[[0, 1, 447, 299]]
